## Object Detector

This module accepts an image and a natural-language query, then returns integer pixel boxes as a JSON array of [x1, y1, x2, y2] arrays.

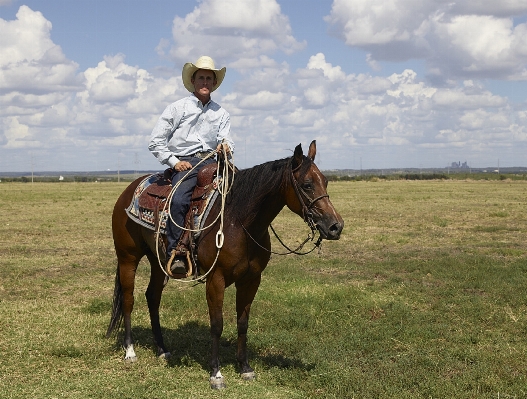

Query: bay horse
[[106, 140, 344, 388]]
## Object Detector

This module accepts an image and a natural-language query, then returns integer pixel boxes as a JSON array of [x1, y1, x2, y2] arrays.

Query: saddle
[[137, 171, 172, 230], [128, 163, 220, 270]]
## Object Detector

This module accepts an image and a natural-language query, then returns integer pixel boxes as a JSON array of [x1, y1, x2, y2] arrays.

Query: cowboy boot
[[166, 249, 187, 276]]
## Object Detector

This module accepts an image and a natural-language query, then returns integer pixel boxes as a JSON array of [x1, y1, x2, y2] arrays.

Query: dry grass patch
[[1, 180, 527, 398]]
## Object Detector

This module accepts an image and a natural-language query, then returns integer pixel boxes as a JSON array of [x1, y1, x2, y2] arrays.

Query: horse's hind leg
[[145, 251, 170, 358], [118, 256, 140, 362]]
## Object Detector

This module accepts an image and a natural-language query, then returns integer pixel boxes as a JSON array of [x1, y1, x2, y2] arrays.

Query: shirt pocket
[[198, 114, 220, 139]]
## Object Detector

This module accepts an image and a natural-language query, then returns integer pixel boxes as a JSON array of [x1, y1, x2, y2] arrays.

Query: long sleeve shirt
[[148, 94, 234, 168]]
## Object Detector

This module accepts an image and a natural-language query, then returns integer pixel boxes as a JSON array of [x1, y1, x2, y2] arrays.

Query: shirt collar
[[191, 93, 213, 108]]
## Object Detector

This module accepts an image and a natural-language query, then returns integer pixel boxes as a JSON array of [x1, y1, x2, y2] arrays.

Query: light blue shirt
[[148, 94, 234, 168]]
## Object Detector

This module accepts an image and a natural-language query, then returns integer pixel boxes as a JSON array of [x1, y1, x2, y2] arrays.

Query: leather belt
[[192, 151, 212, 159]]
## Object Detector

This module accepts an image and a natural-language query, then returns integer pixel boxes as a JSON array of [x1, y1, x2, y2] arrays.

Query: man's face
[[192, 69, 216, 97]]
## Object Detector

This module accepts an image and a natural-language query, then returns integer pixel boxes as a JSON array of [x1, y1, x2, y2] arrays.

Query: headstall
[[290, 159, 329, 235]]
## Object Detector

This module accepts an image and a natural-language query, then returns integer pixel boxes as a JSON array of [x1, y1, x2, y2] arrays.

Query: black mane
[[225, 154, 313, 225]]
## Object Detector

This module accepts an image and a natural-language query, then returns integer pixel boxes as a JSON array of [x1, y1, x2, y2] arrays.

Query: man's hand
[[216, 142, 231, 154], [174, 161, 192, 172]]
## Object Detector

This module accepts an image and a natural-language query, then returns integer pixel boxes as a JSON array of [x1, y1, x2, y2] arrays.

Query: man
[[149, 56, 234, 275]]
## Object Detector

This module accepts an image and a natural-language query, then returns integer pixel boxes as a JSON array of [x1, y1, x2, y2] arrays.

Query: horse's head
[[287, 141, 344, 240]]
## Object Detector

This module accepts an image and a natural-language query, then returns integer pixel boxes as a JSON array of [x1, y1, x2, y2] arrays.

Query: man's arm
[[148, 104, 179, 168], [216, 112, 234, 154]]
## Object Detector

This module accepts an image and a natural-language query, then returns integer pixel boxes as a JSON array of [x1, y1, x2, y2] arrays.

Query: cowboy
[[148, 56, 234, 275]]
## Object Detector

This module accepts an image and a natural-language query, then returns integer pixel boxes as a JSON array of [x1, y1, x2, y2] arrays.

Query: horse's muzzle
[[317, 218, 344, 240]]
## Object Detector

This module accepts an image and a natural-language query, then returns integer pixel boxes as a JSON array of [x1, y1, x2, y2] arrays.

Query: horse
[[106, 140, 344, 388]]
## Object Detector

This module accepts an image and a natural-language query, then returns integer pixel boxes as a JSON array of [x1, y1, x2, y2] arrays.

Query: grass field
[[0, 179, 526, 398]]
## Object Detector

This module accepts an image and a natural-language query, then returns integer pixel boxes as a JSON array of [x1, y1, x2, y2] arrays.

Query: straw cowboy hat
[[182, 56, 226, 93]]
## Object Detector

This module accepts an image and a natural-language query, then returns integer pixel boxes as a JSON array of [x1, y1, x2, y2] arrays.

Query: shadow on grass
[[111, 321, 315, 374]]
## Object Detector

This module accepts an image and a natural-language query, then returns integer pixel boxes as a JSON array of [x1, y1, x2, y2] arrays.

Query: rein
[[242, 223, 322, 256], [242, 158, 326, 256]]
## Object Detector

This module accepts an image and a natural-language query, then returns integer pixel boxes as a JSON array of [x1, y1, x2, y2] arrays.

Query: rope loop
[[215, 230, 224, 249]]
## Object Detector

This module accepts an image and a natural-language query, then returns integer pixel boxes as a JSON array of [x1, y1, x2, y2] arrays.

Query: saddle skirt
[[125, 163, 220, 236]]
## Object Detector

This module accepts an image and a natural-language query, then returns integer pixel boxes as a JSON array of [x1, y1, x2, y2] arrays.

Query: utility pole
[[31, 153, 34, 184], [360, 157, 362, 176], [134, 152, 140, 179]]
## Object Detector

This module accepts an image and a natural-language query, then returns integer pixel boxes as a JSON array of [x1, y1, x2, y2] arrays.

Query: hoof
[[124, 344, 137, 363], [209, 376, 226, 390], [158, 351, 171, 359], [241, 371, 256, 381]]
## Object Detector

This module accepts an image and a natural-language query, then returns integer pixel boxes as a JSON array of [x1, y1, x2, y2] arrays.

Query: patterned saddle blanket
[[125, 164, 220, 236]]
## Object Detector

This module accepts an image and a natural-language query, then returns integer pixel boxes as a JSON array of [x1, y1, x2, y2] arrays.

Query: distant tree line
[[325, 173, 449, 181], [0, 176, 135, 183], [2, 172, 526, 184], [324, 173, 527, 182]]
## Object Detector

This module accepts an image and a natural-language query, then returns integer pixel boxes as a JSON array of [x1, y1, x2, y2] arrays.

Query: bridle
[[242, 157, 328, 255], [290, 159, 329, 233]]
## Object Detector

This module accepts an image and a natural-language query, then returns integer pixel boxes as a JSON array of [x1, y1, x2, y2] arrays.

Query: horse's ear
[[307, 140, 316, 161], [293, 143, 303, 168]]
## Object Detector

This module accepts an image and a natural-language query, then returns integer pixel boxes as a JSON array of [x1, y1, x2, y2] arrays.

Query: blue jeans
[[166, 156, 215, 257]]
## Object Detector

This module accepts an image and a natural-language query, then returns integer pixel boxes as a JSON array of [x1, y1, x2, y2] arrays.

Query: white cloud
[[449, 0, 527, 17], [220, 51, 526, 168], [325, 0, 527, 80], [0, 6, 188, 160], [432, 88, 506, 109], [280, 107, 320, 127], [0, 6, 84, 154], [162, 0, 305, 66], [0, 6, 83, 93], [84, 54, 148, 103], [303, 86, 328, 107], [459, 109, 510, 130], [325, 0, 436, 46], [2, 116, 31, 149], [387, 69, 437, 100], [428, 14, 527, 79], [230, 55, 279, 70], [27, 103, 71, 127], [307, 53, 346, 81], [238, 90, 286, 110], [1, 4, 526, 171]]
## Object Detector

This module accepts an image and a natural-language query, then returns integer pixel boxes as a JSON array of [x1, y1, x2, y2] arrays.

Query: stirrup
[[166, 250, 193, 278]]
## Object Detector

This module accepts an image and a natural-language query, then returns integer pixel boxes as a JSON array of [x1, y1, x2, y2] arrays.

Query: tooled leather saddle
[[125, 163, 221, 260]]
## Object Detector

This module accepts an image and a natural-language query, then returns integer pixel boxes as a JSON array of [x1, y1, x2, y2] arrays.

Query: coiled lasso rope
[[154, 146, 235, 283]]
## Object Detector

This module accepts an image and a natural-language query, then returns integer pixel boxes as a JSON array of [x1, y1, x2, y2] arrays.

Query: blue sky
[[1, 0, 526, 172]]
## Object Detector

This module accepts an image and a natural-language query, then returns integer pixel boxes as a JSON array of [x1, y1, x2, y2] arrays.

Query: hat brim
[[182, 63, 226, 93]]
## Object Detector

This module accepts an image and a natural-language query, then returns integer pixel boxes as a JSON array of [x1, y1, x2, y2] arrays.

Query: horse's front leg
[[235, 274, 261, 380], [206, 274, 226, 389]]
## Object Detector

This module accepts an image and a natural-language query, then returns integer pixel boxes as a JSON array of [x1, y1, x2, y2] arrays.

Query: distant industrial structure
[[450, 161, 470, 169]]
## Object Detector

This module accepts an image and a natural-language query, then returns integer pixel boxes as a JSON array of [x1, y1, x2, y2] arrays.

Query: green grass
[[0, 180, 526, 398]]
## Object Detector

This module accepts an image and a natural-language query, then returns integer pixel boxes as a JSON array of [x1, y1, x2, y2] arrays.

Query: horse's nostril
[[330, 222, 342, 232], [327, 222, 343, 239]]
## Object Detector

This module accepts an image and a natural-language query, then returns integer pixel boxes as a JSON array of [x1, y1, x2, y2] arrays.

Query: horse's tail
[[106, 263, 123, 338]]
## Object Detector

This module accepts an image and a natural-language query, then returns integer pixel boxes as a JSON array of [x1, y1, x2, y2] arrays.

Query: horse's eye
[[302, 182, 313, 191]]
